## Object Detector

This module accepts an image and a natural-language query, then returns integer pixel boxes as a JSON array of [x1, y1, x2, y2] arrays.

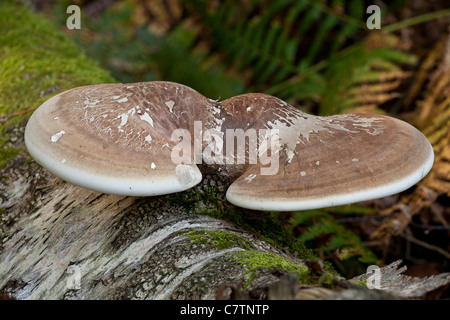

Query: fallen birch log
[[1, 2, 449, 300]]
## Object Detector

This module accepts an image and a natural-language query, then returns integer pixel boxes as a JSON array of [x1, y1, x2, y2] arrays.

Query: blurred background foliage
[[39, 0, 421, 113], [25, 0, 450, 278]]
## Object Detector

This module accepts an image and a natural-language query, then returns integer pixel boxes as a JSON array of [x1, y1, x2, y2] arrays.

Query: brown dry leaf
[[370, 34, 450, 244], [295, 287, 334, 300], [133, 0, 184, 35], [356, 79, 403, 95], [371, 204, 413, 240], [420, 39, 450, 198], [343, 104, 382, 114], [344, 33, 415, 113], [403, 36, 447, 109], [353, 92, 402, 105]]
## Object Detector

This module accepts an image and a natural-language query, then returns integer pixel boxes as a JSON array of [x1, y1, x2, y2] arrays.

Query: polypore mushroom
[[24, 81, 434, 211], [25, 82, 210, 196], [220, 93, 434, 210]]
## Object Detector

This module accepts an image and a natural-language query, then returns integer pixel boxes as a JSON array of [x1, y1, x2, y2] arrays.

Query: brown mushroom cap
[[222, 94, 434, 210], [25, 82, 434, 210], [24, 82, 217, 196]]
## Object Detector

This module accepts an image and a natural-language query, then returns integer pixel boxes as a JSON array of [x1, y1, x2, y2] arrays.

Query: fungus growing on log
[[24, 81, 434, 211]]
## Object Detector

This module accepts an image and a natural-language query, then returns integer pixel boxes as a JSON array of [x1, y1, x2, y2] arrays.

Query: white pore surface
[[24, 131, 202, 196], [226, 143, 434, 211]]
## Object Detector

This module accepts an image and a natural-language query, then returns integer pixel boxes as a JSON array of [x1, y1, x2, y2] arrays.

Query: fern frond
[[292, 208, 378, 264], [319, 33, 417, 114], [187, 0, 366, 97], [415, 36, 450, 196]]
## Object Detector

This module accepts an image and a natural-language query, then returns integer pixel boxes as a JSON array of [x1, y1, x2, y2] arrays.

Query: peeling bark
[[349, 260, 450, 299], [0, 149, 302, 299]]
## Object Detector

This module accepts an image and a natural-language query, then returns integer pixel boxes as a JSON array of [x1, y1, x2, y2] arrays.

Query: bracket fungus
[[25, 81, 434, 211]]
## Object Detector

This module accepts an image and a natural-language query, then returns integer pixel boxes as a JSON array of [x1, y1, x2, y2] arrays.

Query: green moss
[[165, 187, 209, 213], [0, 1, 115, 167], [182, 230, 255, 251], [0, 143, 21, 169], [351, 280, 367, 286], [167, 185, 325, 266], [234, 250, 311, 289], [169, 185, 341, 283], [180, 226, 338, 289]]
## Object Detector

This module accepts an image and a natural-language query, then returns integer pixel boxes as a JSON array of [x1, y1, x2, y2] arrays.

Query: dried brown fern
[[371, 35, 450, 256], [414, 34, 450, 197], [337, 32, 416, 115]]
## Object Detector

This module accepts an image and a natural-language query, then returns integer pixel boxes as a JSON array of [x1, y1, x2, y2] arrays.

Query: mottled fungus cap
[[24, 82, 208, 196], [25, 82, 434, 210], [222, 94, 434, 210]]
